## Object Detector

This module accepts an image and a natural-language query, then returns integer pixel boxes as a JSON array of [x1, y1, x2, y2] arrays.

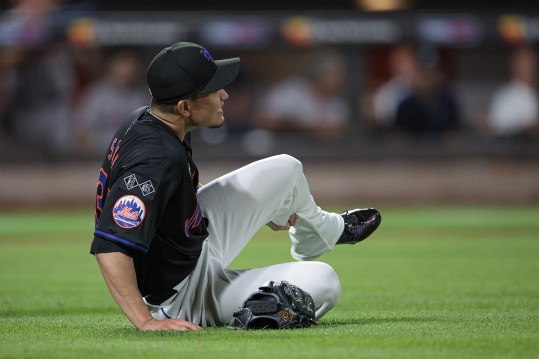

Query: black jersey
[[90, 107, 208, 304]]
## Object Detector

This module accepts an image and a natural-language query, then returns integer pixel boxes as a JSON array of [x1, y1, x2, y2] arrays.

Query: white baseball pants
[[145, 154, 345, 326]]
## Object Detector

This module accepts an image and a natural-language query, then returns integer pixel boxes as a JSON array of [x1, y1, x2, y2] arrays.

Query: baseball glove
[[229, 280, 316, 330]]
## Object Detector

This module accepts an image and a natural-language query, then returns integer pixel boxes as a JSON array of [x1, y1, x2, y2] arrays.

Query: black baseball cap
[[147, 42, 240, 104]]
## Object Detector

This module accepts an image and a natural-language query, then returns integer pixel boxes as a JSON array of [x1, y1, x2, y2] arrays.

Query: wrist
[[137, 317, 157, 330]]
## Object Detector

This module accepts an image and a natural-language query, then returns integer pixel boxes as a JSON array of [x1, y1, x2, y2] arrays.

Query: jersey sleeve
[[90, 235, 138, 258], [92, 164, 177, 253]]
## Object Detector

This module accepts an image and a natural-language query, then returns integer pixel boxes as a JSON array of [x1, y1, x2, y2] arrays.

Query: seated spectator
[[487, 44, 538, 139], [371, 44, 420, 129], [3, 0, 76, 153], [0, 48, 19, 143], [394, 47, 461, 136], [73, 50, 149, 153], [254, 50, 349, 138]]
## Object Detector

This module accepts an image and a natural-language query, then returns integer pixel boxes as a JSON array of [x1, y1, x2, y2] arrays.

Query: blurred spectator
[[72, 50, 149, 154], [71, 46, 104, 104], [1, 0, 76, 152], [196, 68, 259, 147], [0, 48, 19, 141], [394, 46, 461, 135], [370, 44, 420, 129], [487, 44, 538, 139], [219, 70, 258, 134], [254, 50, 349, 138]]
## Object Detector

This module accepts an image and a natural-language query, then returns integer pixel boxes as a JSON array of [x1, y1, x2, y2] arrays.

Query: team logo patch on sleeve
[[113, 195, 146, 229]]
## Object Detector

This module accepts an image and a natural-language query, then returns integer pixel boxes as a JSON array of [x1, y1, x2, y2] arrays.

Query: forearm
[[95, 252, 153, 329]]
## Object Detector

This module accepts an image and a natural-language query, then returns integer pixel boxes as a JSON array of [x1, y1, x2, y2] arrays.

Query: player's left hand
[[140, 318, 203, 331], [266, 214, 298, 231]]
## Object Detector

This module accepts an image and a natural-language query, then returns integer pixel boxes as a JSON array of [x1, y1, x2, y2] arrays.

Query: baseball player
[[91, 42, 381, 331]]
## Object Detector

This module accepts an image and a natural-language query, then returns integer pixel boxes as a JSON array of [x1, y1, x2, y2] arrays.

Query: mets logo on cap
[[200, 47, 214, 62], [113, 195, 146, 229]]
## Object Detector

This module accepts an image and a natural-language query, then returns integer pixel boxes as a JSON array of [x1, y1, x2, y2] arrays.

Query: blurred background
[[0, 0, 538, 209]]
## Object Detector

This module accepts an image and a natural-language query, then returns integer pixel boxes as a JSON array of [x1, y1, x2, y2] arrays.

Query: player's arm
[[95, 252, 202, 331]]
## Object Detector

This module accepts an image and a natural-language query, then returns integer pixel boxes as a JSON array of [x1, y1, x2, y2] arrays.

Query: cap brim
[[200, 57, 240, 94]]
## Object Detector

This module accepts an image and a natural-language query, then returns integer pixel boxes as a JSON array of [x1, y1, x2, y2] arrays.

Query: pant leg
[[154, 155, 345, 325], [217, 261, 341, 324], [197, 154, 344, 266]]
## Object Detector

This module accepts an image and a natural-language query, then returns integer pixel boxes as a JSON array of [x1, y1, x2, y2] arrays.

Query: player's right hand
[[266, 213, 299, 231], [140, 318, 203, 331]]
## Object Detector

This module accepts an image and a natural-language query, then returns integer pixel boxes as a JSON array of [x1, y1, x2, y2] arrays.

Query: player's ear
[[177, 99, 190, 116]]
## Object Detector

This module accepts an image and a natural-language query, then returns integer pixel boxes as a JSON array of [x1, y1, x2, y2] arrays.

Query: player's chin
[[208, 116, 225, 129]]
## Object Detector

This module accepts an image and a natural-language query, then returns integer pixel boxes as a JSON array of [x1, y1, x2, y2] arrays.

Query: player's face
[[188, 89, 229, 129]]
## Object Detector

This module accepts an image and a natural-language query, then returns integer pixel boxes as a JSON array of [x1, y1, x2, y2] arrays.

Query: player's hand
[[266, 214, 298, 231], [140, 318, 203, 331]]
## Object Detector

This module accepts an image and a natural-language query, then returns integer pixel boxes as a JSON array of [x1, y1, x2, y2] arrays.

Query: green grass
[[0, 206, 538, 359]]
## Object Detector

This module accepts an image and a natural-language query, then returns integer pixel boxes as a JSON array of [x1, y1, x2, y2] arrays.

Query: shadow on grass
[[104, 327, 219, 338], [92, 317, 442, 337], [319, 316, 441, 326]]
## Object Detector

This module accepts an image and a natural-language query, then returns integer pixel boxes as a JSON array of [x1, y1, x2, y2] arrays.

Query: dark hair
[[150, 94, 201, 114], [150, 98, 179, 114]]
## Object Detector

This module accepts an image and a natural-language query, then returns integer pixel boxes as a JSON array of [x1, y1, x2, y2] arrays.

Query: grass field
[[0, 206, 538, 359]]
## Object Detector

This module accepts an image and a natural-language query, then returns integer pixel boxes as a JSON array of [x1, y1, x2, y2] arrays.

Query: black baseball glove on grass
[[229, 280, 316, 330]]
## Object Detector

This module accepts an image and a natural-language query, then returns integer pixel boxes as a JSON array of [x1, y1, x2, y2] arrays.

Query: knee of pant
[[274, 154, 303, 176], [310, 262, 341, 308]]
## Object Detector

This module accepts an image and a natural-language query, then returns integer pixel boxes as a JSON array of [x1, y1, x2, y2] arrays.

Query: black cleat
[[336, 208, 381, 245]]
